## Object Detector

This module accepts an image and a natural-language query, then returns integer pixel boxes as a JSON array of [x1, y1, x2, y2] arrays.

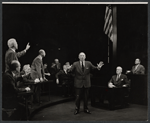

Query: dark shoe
[[74, 109, 79, 115], [84, 109, 91, 114]]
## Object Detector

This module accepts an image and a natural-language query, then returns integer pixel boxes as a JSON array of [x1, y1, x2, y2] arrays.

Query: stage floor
[[30, 100, 148, 121]]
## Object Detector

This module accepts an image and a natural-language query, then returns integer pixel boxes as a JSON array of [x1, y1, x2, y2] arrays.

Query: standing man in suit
[[5, 38, 30, 72], [68, 52, 104, 115], [108, 66, 130, 110], [131, 58, 145, 74], [30, 49, 47, 103]]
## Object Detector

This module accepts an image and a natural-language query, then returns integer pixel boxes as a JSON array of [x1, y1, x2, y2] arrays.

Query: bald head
[[39, 49, 46, 57], [7, 38, 18, 50], [116, 66, 122, 75], [54, 59, 59, 64], [78, 52, 86, 61]]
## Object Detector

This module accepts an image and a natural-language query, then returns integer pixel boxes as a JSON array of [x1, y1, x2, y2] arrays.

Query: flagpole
[[108, 37, 109, 63]]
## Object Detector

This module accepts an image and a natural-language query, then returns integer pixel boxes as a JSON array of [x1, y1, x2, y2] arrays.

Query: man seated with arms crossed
[[108, 66, 130, 110], [2, 60, 31, 120], [126, 58, 145, 75]]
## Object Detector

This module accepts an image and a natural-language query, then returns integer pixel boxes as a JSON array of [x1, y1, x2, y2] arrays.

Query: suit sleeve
[[108, 76, 113, 84], [131, 66, 134, 73], [35, 59, 42, 78], [140, 66, 145, 74], [89, 62, 97, 70], [41, 63, 45, 78], [67, 63, 75, 72], [55, 70, 63, 79], [124, 75, 130, 87], [16, 50, 26, 58], [7, 76, 26, 93], [23, 74, 35, 84], [7, 52, 17, 67]]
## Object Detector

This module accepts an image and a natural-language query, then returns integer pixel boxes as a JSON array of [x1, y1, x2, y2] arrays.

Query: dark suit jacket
[[50, 63, 61, 75], [5, 48, 26, 72], [31, 56, 45, 80], [131, 64, 145, 75], [2, 71, 26, 108], [109, 74, 129, 88], [56, 70, 73, 85], [69, 61, 97, 88]]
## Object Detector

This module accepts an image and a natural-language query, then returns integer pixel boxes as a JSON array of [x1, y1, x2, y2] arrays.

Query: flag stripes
[[104, 5, 113, 41]]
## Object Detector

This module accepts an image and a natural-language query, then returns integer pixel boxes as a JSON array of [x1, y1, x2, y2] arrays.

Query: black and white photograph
[[1, 2, 148, 121]]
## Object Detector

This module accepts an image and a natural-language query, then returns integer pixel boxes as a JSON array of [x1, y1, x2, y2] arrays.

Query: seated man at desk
[[2, 60, 31, 120], [108, 66, 130, 110], [126, 58, 145, 75]]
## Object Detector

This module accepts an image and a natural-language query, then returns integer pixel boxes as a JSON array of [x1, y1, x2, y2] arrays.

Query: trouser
[[75, 87, 90, 110]]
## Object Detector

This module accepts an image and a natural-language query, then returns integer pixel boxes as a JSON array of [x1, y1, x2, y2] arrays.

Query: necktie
[[134, 65, 138, 73], [82, 61, 84, 72], [116, 75, 119, 81]]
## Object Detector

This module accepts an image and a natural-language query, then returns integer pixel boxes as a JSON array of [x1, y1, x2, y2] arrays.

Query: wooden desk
[[38, 80, 53, 102], [126, 74, 148, 105]]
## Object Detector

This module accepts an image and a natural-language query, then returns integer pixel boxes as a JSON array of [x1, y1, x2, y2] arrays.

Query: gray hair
[[39, 49, 45, 55], [23, 64, 30, 71], [116, 66, 122, 71], [7, 38, 17, 48]]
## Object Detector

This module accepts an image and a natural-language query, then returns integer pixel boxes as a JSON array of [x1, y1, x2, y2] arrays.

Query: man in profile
[[68, 52, 104, 115], [31, 49, 47, 81], [5, 38, 30, 72], [30, 49, 47, 103]]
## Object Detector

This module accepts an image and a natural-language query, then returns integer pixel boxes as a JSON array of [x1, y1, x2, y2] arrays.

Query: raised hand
[[56, 79, 59, 84], [40, 77, 44, 82], [67, 65, 72, 70], [44, 77, 48, 81], [25, 42, 30, 51], [25, 87, 31, 91], [97, 61, 104, 69]]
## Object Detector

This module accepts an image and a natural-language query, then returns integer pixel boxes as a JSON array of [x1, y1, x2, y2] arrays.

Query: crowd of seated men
[[2, 60, 31, 120]]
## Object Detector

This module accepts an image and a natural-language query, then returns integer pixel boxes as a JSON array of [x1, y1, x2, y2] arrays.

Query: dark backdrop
[[2, 4, 148, 76]]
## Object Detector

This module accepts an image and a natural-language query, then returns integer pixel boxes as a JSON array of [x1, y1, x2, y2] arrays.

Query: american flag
[[103, 5, 113, 41]]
